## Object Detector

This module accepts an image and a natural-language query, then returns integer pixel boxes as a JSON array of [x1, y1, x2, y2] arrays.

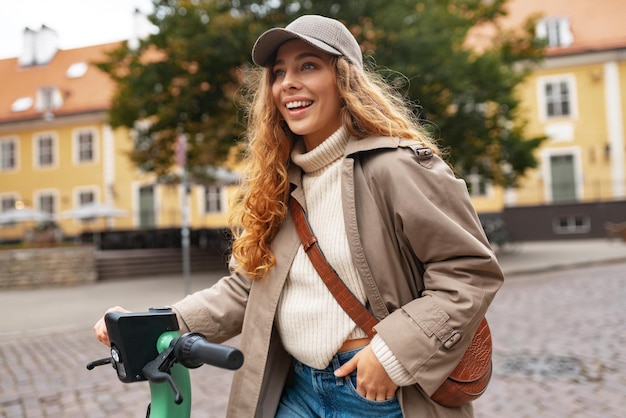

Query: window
[[204, 185, 223, 213], [76, 130, 95, 163], [38, 193, 56, 216], [36, 86, 62, 111], [0, 195, 18, 227], [466, 173, 490, 197], [538, 76, 576, 120], [0, 138, 16, 171], [545, 81, 570, 117], [1, 196, 16, 212], [35, 134, 55, 167], [78, 190, 95, 206], [553, 215, 590, 234], [536, 17, 573, 48]]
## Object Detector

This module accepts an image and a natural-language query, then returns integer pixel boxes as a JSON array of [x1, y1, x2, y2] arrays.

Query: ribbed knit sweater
[[277, 126, 368, 369], [278, 126, 416, 386]]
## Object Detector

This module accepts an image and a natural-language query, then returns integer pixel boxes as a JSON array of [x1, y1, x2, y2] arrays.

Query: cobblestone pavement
[[473, 261, 626, 418], [0, 328, 239, 418], [1, 261, 625, 417]]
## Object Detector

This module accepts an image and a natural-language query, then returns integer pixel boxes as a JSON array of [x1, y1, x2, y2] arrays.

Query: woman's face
[[271, 39, 343, 150]]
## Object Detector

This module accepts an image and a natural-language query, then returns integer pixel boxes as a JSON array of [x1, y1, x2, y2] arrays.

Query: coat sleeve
[[365, 146, 504, 395], [171, 260, 251, 344]]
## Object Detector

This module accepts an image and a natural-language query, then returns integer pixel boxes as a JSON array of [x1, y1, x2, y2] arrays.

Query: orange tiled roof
[[545, 37, 626, 57], [467, 0, 626, 58], [506, 0, 626, 57], [0, 41, 122, 124]]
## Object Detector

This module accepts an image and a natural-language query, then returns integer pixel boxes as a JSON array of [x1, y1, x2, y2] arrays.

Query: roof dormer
[[36, 86, 64, 112], [536, 17, 574, 48]]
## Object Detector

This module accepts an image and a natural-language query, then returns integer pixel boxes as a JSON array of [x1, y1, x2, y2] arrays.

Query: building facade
[[3, 2, 625, 244], [0, 27, 236, 244], [471, 0, 626, 240]]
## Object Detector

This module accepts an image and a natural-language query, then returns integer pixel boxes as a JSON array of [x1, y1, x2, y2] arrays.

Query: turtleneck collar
[[291, 126, 349, 174]]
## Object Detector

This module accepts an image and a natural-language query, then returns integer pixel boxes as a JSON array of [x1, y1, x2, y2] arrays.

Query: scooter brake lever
[[142, 345, 183, 404]]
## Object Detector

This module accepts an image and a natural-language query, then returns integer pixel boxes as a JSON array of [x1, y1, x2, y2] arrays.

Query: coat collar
[[288, 135, 423, 193]]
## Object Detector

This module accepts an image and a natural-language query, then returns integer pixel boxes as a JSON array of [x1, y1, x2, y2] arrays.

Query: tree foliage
[[97, 0, 545, 188], [97, 0, 255, 181]]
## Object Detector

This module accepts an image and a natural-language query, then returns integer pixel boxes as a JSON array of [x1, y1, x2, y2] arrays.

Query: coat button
[[443, 330, 462, 350]]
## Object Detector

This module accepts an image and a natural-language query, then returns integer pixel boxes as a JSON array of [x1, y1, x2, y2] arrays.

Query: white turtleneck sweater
[[277, 126, 416, 387], [277, 126, 369, 369]]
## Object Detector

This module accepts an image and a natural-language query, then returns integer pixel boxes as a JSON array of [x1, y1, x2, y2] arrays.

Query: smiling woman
[[271, 41, 343, 150], [94, 14, 504, 418]]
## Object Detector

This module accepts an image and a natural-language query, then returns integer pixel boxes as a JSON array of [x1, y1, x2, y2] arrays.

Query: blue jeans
[[275, 348, 403, 418]]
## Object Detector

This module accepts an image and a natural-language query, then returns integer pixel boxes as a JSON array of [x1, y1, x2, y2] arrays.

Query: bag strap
[[288, 196, 379, 339]]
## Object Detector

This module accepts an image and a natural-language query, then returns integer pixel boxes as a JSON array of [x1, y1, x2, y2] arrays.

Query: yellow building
[[0, 27, 237, 244], [473, 0, 626, 215], [3, 3, 625, 244]]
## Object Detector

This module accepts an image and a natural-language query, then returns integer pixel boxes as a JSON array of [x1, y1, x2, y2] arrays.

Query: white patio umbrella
[[0, 207, 53, 225], [61, 203, 128, 221], [61, 203, 128, 248]]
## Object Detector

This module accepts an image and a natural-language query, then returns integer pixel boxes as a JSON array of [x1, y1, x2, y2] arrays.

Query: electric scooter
[[87, 307, 243, 418]]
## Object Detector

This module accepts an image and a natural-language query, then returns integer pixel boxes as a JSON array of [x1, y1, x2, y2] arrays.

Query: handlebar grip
[[174, 333, 244, 370]]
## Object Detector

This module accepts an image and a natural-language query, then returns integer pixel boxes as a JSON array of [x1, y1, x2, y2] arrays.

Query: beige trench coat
[[172, 135, 504, 417]]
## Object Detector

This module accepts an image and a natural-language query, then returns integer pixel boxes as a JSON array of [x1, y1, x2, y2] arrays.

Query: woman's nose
[[281, 72, 300, 90]]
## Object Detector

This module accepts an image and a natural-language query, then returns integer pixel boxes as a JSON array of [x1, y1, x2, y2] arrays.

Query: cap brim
[[252, 28, 342, 68]]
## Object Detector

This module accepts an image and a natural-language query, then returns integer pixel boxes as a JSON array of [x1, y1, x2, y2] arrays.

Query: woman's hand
[[334, 345, 399, 401], [93, 306, 131, 346]]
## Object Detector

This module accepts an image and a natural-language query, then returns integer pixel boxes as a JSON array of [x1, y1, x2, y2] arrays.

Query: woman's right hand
[[93, 306, 131, 346]]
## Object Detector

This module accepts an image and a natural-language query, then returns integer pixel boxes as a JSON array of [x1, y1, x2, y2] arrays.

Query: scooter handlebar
[[174, 332, 244, 371]]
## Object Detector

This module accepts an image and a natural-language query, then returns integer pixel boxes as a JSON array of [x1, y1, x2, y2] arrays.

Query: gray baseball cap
[[252, 15, 363, 70]]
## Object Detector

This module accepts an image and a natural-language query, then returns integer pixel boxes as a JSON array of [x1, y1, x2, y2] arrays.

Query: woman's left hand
[[334, 345, 398, 401]]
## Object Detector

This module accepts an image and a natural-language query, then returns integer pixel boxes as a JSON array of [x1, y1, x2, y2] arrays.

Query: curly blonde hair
[[230, 56, 438, 280]]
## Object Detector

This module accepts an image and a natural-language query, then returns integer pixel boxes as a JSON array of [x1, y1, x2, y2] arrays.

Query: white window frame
[[536, 17, 573, 48], [75, 187, 98, 207], [537, 74, 578, 121], [35, 189, 58, 218], [552, 214, 591, 235], [73, 127, 98, 164], [33, 132, 58, 169], [466, 172, 493, 198], [0, 194, 18, 212], [36, 86, 63, 111], [0, 194, 19, 227], [203, 185, 224, 214], [0, 137, 18, 171]]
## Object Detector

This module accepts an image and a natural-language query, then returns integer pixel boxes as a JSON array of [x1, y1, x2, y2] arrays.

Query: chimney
[[19, 25, 58, 67], [129, 8, 155, 50], [19, 27, 36, 66]]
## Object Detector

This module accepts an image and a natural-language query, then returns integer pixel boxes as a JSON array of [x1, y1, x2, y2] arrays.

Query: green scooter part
[[148, 331, 192, 418]]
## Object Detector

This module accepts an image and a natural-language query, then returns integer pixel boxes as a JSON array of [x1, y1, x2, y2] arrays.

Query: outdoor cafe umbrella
[[0, 207, 53, 225], [0, 207, 54, 244], [61, 203, 128, 247], [61, 203, 128, 221]]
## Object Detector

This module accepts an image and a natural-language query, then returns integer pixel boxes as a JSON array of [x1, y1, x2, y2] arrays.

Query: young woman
[[95, 15, 503, 417]]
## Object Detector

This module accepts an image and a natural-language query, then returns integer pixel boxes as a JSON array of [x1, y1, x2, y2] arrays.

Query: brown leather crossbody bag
[[289, 196, 492, 408]]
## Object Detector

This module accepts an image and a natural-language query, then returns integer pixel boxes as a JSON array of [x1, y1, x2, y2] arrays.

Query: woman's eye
[[302, 63, 315, 71], [273, 68, 285, 77]]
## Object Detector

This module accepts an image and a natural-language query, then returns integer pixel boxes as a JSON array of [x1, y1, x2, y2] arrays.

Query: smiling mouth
[[285, 100, 313, 110]]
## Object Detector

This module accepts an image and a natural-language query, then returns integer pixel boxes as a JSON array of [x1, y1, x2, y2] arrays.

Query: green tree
[[357, 0, 547, 188], [99, 0, 545, 188], [96, 0, 255, 182]]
